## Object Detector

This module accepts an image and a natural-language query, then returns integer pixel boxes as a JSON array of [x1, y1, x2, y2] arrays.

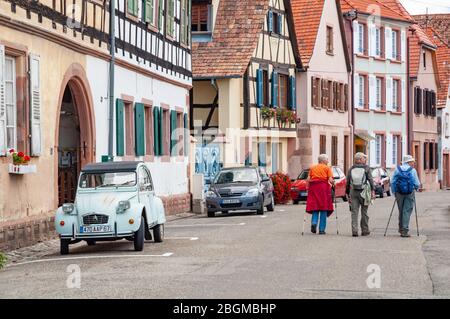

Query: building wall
[[295, 0, 351, 174], [411, 47, 439, 190]]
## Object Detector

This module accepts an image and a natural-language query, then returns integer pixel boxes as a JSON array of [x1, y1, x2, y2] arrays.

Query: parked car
[[371, 167, 391, 198], [205, 166, 275, 217], [55, 161, 166, 255], [290, 166, 347, 204]]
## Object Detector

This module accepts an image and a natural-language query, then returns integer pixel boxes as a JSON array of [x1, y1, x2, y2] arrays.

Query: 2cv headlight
[[117, 200, 131, 213], [62, 203, 74, 214]]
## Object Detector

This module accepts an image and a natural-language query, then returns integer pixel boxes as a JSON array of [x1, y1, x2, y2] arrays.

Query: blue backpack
[[395, 166, 415, 195]]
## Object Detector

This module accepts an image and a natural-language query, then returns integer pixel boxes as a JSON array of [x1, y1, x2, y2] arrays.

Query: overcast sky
[[399, 0, 450, 14]]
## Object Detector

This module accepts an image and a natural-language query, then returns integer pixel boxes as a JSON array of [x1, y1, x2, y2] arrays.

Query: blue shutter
[[184, 113, 188, 156], [271, 71, 279, 108], [134, 103, 145, 156], [277, 13, 282, 34], [256, 69, 263, 108], [116, 99, 125, 156], [268, 11, 273, 33], [289, 76, 297, 110], [153, 107, 160, 156]]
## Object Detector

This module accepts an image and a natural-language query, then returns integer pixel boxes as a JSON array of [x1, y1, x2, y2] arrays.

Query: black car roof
[[81, 161, 143, 173]]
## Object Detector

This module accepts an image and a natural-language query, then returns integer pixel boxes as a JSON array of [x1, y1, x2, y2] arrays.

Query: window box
[[9, 164, 37, 175]]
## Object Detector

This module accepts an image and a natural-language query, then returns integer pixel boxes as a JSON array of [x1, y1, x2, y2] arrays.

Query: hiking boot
[[362, 231, 371, 236], [319, 231, 326, 235], [352, 232, 359, 237], [401, 232, 411, 238], [311, 225, 317, 234]]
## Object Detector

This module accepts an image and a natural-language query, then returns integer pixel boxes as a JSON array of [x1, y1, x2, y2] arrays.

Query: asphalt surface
[[1, 191, 450, 299]]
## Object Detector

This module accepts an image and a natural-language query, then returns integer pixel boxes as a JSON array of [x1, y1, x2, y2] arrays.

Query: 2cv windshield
[[79, 172, 137, 189]]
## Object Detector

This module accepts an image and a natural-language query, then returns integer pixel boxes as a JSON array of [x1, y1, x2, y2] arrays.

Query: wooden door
[[444, 154, 449, 189]]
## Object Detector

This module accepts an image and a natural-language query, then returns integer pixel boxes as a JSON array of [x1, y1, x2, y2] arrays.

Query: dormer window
[[268, 10, 283, 35], [192, 0, 212, 42]]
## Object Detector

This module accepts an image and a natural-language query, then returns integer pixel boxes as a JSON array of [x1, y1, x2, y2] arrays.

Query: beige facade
[[293, 0, 352, 175], [410, 46, 440, 191]]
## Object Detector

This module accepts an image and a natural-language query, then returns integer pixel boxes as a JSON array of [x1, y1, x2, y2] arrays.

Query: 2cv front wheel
[[60, 239, 70, 255], [134, 219, 145, 251]]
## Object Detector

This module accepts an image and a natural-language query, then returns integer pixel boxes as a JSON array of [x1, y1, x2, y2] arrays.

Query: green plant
[[0, 252, 7, 269], [261, 107, 275, 120]]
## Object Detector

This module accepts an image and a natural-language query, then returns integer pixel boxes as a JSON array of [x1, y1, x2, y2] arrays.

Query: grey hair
[[354, 152, 367, 162], [318, 154, 329, 163]]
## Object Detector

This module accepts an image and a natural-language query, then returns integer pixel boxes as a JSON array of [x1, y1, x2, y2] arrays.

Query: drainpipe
[[108, 0, 116, 159], [407, 29, 412, 155]]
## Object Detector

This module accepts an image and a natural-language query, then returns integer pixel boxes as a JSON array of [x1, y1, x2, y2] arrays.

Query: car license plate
[[80, 225, 112, 233], [222, 199, 240, 204], [301, 192, 308, 196]]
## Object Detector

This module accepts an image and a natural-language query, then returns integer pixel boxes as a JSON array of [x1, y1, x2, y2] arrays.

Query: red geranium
[[17, 152, 24, 157], [9, 149, 15, 154], [270, 172, 292, 205], [24, 155, 31, 162]]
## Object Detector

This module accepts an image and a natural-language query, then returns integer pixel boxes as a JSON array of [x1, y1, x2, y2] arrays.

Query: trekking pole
[[384, 197, 397, 236], [414, 192, 420, 236], [301, 209, 307, 236], [333, 186, 339, 235]]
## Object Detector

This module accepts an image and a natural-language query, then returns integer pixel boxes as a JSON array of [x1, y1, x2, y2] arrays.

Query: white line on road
[[165, 237, 199, 241], [167, 222, 246, 228], [260, 215, 267, 218], [7, 253, 174, 268]]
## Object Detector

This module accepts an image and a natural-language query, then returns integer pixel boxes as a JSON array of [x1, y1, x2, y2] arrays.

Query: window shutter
[[30, 54, 42, 156], [271, 71, 278, 108], [354, 73, 360, 109], [321, 79, 326, 108], [159, 107, 164, 155], [386, 77, 392, 112], [144, 0, 154, 24], [153, 107, 160, 156], [369, 22, 376, 57], [401, 30, 406, 62], [116, 99, 125, 156], [385, 26, 392, 60], [400, 79, 405, 112], [353, 21, 359, 54], [414, 87, 418, 114], [344, 84, 348, 111], [170, 110, 177, 156], [0, 44, 6, 156], [184, 113, 188, 156], [311, 77, 317, 108], [134, 103, 145, 156], [277, 13, 282, 34], [268, 11, 274, 33], [256, 69, 263, 108], [369, 75, 376, 110], [289, 75, 296, 110], [432, 91, 436, 117], [418, 88, 422, 114], [158, 0, 164, 31]]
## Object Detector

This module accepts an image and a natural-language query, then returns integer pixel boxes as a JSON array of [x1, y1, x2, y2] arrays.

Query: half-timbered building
[[0, 0, 192, 250], [191, 0, 300, 179]]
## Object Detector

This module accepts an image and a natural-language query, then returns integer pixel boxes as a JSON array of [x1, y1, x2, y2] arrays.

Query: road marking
[[7, 253, 173, 268], [276, 209, 286, 212], [260, 215, 267, 218], [167, 222, 246, 228], [165, 236, 199, 241]]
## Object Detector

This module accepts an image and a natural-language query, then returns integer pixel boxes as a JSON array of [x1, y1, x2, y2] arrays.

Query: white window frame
[[392, 135, 398, 165], [359, 75, 365, 108], [358, 24, 364, 54], [376, 77, 382, 110], [392, 79, 399, 111], [375, 27, 381, 57], [392, 30, 398, 60], [376, 134, 382, 166], [5, 56, 16, 151]]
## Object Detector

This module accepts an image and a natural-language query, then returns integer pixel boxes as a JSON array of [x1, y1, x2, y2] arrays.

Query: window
[[5, 56, 16, 151], [125, 102, 135, 156], [279, 74, 288, 109], [143, 0, 157, 26], [321, 80, 332, 109], [263, 70, 269, 107], [392, 135, 399, 165], [326, 26, 334, 54], [392, 30, 399, 60], [358, 75, 367, 108], [445, 113, 450, 138], [375, 27, 381, 56], [376, 77, 383, 110], [414, 87, 423, 115], [180, 0, 190, 44], [270, 11, 283, 35], [429, 142, 435, 170], [192, 1, 210, 32], [423, 51, 427, 69], [166, 0, 175, 37], [392, 79, 400, 112], [311, 77, 321, 108], [127, 0, 139, 16], [424, 142, 428, 170], [375, 134, 383, 166], [358, 23, 366, 55], [331, 136, 338, 166], [320, 135, 326, 155]]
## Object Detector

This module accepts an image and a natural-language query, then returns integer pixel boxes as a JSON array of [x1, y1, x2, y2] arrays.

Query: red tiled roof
[[340, 0, 412, 22], [291, 0, 325, 67], [424, 27, 450, 107], [414, 14, 450, 46], [192, 0, 269, 78], [409, 24, 437, 78]]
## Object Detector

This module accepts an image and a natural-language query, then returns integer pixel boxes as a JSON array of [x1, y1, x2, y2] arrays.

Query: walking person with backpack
[[390, 155, 421, 238], [345, 153, 375, 237]]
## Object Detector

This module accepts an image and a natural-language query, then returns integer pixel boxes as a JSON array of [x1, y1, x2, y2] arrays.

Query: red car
[[290, 166, 348, 204]]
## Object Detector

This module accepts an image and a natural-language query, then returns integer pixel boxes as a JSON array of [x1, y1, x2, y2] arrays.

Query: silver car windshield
[[214, 169, 258, 184], [79, 172, 137, 189]]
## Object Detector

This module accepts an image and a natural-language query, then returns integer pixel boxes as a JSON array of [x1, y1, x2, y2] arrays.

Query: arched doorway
[[56, 65, 95, 206]]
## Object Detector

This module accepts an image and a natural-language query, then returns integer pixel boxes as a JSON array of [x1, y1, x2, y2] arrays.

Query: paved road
[[1, 191, 450, 298]]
